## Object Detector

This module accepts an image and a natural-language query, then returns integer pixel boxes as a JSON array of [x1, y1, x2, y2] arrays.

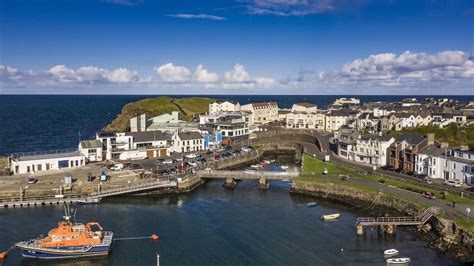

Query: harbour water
[[1, 95, 473, 156], [0, 180, 458, 265]]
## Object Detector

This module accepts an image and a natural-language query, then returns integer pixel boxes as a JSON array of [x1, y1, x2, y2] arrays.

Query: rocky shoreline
[[289, 180, 474, 263]]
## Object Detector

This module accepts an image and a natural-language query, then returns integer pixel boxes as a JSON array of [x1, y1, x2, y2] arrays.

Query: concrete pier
[[1, 198, 80, 208]]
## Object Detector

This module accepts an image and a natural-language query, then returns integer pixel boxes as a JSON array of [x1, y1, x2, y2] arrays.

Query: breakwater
[[290, 180, 474, 263]]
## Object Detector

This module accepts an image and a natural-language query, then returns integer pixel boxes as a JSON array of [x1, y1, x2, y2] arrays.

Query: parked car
[[128, 163, 142, 170], [27, 176, 38, 184], [445, 179, 462, 187], [421, 177, 433, 184], [214, 154, 221, 161], [110, 163, 124, 171], [185, 153, 198, 159], [188, 161, 198, 167], [205, 150, 213, 156], [163, 159, 173, 164]]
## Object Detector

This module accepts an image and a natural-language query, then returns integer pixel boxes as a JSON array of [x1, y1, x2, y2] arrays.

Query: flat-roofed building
[[241, 102, 278, 126], [9, 149, 86, 175]]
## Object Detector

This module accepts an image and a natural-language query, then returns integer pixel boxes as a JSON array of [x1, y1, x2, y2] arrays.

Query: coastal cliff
[[104, 96, 215, 131], [290, 181, 474, 263]]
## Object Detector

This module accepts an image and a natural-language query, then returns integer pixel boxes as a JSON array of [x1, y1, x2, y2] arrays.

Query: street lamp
[[467, 207, 471, 222]]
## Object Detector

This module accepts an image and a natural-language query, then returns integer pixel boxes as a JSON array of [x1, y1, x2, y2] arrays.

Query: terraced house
[[388, 134, 430, 174], [241, 102, 279, 126]]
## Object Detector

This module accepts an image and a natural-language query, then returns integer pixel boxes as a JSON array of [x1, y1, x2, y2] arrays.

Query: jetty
[[1, 180, 177, 208], [198, 169, 299, 189], [356, 206, 441, 235]]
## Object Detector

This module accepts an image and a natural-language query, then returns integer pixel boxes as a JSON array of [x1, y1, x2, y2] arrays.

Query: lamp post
[[467, 208, 471, 222]]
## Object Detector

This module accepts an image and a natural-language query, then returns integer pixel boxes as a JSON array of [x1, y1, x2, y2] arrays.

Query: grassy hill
[[104, 96, 215, 131], [388, 124, 474, 147]]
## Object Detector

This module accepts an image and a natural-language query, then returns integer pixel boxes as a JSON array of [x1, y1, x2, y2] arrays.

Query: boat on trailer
[[15, 206, 113, 259]]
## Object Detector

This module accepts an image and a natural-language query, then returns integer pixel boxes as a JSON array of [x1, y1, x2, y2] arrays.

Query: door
[[147, 150, 154, 159]]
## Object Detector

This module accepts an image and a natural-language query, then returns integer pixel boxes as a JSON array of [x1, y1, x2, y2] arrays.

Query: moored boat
[[78, 198, 101, 205], [386, 257, 410, 264], [384, 249, 399, 257], [321, 213, 340, 220], [306, 202, 318, 207], [280, 165, 289, 170], [15, 209, 113, 259]]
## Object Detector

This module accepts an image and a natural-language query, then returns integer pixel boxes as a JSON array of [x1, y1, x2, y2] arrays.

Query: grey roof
[[396, 134, 426, 145], [97, 131, 117, 138], [16, 151, 83, 162], [125, 131, 170, 142], [419, 145, 445, 157], [80, 140, 102, 149], [360, 134, 393, 142], [328, 109, 357, 116], [178, 131, 203, 140]]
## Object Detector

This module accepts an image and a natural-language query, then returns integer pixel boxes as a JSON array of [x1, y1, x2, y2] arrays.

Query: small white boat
[[263, 160, 272, 164], [386, 257, 410, 264], [250, 164, 260, 169], [384, 249, 399, 257], [280, 165, 289, 170], [78, 198, 101, 205], [321, 213, 340, 221]]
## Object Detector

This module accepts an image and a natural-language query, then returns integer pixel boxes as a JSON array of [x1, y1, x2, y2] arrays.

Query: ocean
[[0, 95, 472, 156]]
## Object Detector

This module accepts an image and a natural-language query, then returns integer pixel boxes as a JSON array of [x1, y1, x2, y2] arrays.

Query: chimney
[[460, 145, 469, 151], [427, 133, 435, 146], [440, 142, 449, 149]]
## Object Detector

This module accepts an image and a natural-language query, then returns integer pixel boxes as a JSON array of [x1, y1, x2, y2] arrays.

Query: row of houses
[[335, 131, 474, 185]]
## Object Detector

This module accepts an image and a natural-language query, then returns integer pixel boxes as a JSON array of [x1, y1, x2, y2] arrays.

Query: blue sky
[[0, 0, 473, 94]]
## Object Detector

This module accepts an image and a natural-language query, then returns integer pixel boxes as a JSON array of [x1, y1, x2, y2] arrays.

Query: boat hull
[[17, 244, 111, 259]]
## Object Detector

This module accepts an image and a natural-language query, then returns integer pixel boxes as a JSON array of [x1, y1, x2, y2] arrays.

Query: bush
[[378, 179, 386, 183]]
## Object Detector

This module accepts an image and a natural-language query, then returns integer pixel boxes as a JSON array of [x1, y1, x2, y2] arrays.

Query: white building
[[199, 112, 249, 145], [431, 113, 467, 128], [338, 134, 394, 166], [291, 103, 318, 113], [286, 112, 325, 130], [79, 140, 103, 162], [325, 109, 358, 131], [209, 101, 241, 114], [416, 146, 474, 185], [241, 102, 279, 126], [332, 98, 360, 108], [9, 149, 86, 175], [169, 131, 205, 153]]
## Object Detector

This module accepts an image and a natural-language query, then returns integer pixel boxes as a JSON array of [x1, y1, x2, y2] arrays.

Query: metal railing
[[198, 169, 299, 179], [356, 207, 440, 226], [89, 180, 177, 198], [10, 148, 79, 159]]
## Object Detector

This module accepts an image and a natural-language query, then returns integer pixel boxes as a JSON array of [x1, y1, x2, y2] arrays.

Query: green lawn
[[302, 154, 358, 176], [456, 219, 474, 231], [301, 155, 474, 205]]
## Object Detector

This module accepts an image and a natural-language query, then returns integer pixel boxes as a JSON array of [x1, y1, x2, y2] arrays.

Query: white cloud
[[224, 64, 253, 83], [243, 0, 335, 16], [154, 63, 192, 83], [167, 14, 227, 20], [194, 65, 219, 83], [48, 65, 140, 84], [320, 50, 474, 88], [0, 65, 22, 81]]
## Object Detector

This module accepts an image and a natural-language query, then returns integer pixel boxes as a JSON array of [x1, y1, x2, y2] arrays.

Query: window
[[452, 163, 456, 169], [27, 166, 30, 173], [433, 159, 436, 165], [46, 163, 50, 170], [37, 164, 42, 171]]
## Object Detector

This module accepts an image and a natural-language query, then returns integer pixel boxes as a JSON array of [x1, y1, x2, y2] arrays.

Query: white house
[[79, 140, 103, 162], [199, 112, 249, 145], [431, 113, 467, 128], [416, 145, 474, 185], [209, 100, 241, 114], [354, 135, 395, 166], [241, 102, 279, 126], [169, 131, 205, 153], [9, 149, 86, 175], [325, 109, 358, 131], [286, 112, 325, 130]]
